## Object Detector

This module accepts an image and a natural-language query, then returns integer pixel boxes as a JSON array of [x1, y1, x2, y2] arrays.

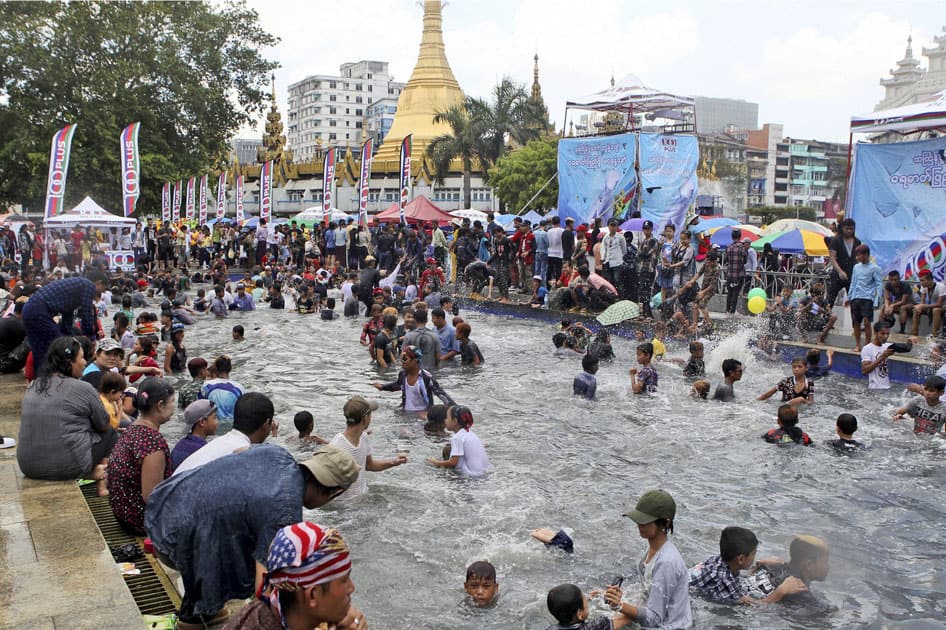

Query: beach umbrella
[[596, 300, 642, 325], [688, 217, 739, 233], [619, 217, 647, 231], [449, 209, 489, 224], [708, 227, 759, 248], [751, 228, 829, 256], [761, 219, 832, 237]]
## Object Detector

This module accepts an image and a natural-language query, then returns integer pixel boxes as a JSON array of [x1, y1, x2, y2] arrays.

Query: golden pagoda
[[373, 0, 465, 168]]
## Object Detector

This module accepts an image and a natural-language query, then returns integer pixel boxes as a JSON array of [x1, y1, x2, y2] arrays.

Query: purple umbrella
[[620, 217, 646, 231]]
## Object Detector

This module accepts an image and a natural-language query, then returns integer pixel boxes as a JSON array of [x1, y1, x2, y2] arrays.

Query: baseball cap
[[97, 338, 123, 354], [183, 399, 216, 431], [608, 218, 619, 226], [343, 395, 379, 421], [236, 282, 245, 289], [741, 237, 751, 243], [919, 269, 933, 278], [364, 255, 376, 263], [642, 220, 654, 230], [624, 489, 676, 524], [300, 444, 359, 489]]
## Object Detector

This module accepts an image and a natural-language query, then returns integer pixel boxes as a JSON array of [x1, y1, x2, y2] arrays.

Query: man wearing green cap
[[602, 489, 692, 628]]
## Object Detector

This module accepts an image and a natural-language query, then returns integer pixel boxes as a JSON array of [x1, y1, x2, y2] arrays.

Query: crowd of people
[[2, 208, 944, 630]]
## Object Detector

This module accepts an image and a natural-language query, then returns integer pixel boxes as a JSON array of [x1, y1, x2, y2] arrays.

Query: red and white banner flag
[[322, 148, 336, 226], [44, 124, 77, 219], [216, 172, 226, 221], [236, 174, 245, 224], [161, 183, 171, 223], [259, 160, 273, 220], [185, 177, 196, 220], [172, 180, 182, 223], [198, 174, 208, 225], [120, 122, 141, 217], [399, 134, 412, 224], [357, 139, 373, 227]]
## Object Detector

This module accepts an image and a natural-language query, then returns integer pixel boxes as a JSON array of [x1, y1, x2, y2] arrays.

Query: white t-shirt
[[330, 432, 371, 500], [403, 378, 428, 413], [173, 429, 251, 475], [449, 428, 489, 477], [861, 342, 891, 390], [919, 282, 946, 304], [547, 227, 564, 258]]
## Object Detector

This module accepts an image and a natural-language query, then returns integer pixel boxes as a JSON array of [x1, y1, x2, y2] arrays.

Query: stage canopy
[[372, 196, 454, 226], [850, 90, 946, 134], [567, 74, 694, 117], [44, 196, 136, 228]]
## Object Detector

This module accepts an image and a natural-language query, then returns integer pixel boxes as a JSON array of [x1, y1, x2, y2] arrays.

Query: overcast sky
[[244, 0, 943, 143]]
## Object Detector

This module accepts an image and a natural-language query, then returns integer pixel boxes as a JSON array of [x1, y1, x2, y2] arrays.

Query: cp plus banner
[[120, 122, 141, 217], [44, 124, 77, 219]]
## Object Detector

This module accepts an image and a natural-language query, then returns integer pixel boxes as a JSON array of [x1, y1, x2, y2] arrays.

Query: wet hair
[[113, 312, 130, 328], [721, 358, 742, 377], [806, 348, 821, 366], [121, 294, 132, 308], [581, 353, 599, 372], [546, 583, 583, 624], [719, 526, 759, 562], [777, 404, 804, 443], [136, 377, 175, 413], [449, 405, 474, 430], [552, 332, 567, 348], [839, 218, 855, 229], [872, 320, 890, 333], [456, 322, 471, 338], [791, 357, 805, 367], [293, 410, 314, 434], [232, 325, 244, 337], [414, 308, 429, 324], [789, 535, 829, 565], [465, 560, 496, 583], [692, 379, 710, 399], [40, 336, 84, 386], [431, 307, 446, 320], [326, 297, 336, 309], [689, 340, 703, 354], [187, 357, 208, 378], [836, 413, 857, 435], [137, 336, 156, 356], [888, 270, 900, 278], [213, 355, 232, 374], [99, 371, 126, 395], [425, 404, 447, 433], [924, 375, 946, 392], [382, 314, 398, 330], [637, 342, 654, 358], [233, 392, 275, 435]]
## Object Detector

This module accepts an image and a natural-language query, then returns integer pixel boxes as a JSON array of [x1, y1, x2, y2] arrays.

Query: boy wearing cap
[[170, 400, 218, 471], [910, 269, 945, 337], [329, 396, 407, 501]]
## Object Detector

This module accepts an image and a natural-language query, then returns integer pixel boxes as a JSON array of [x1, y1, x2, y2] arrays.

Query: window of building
[[329, 107, 336, 114], [368, 85, 373, 92], [329, 133, 337, 140], [355, 83, 362, 91], [345, 108, 350, 115], [329, 120, 336, 127], [329, 81, 336, 89], [355, 96, 363, 104], [345, 121, 349, 127], [329, 94, 336, 102], [355, 122, 362, 129], [368, 97, 373, 104], [345, 95, 350, 102], [345, 133, 350, 140], [367, 73, 372, 79]]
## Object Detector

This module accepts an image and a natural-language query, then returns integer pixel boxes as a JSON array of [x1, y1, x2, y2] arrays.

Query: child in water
[[805, 348, 833, 378], [464, 561, 499, 608], [894, 374, 946, 436], [293, 410, 329, 445], [426, 405, 489, 476], [757, 357, 814, 407], [629, 342, 657, 394], [545, 583, 630, 629], [231, 325, 244, 341], [762, 404, 813, 446], [573, 353, 599, 400], [829, 413, 866, 452]]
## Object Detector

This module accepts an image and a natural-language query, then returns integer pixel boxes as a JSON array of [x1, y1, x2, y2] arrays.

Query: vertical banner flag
[[358, 139, 373, 226], [259, 160, 273, 220], [399, 134, 413, 224], [161, 183, 171, 223], [44, 124, 78, 219], [120, 122, 141, 217], [172, 180, 182, 223], [322, 148, 336, 226], [216, 172, 226, 220], [236, 175, 245, 224], [185, 177, 196, 221], [198, 174, 209, 225], [556, 133, 638, 227]]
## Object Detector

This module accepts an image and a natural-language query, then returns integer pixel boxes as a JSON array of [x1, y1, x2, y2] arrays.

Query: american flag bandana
[[260, 522, 351, 626]]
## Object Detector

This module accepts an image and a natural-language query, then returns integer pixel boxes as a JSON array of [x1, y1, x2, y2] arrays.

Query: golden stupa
[[373, 0, 465, 168]]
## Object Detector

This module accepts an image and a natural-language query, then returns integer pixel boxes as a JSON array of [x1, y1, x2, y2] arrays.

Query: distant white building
[[876, 29, 946, 110], [287, 61, 405, 162], [694, 96, 759, 135]]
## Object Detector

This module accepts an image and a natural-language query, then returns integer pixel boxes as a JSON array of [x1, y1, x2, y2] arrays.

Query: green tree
[[426, 104, 491, 209], [467, 77, 547, 166], [0, 1, 278, 214], [747, 205, 816, 224], [488, 136, 559, 213]]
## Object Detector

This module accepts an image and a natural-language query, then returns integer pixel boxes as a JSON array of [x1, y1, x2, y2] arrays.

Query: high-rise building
[[876, 29, 946, 111], [694, 97, 759, 135], [286, 61, 405, 162], [230, 138, 263, 166], [365, 98, 398, 151]]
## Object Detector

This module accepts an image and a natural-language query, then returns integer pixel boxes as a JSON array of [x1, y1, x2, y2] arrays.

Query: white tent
[[449, 209, 489, 224], [43, 196, 137, 228], [567, 74, 694, 114], [295, 207, 352, 224], [850, 90, 946, 134]]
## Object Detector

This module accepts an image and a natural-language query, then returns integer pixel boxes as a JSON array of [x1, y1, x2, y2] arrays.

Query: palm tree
[[467, 77, 547, 165], [426, 104, 490, 209]]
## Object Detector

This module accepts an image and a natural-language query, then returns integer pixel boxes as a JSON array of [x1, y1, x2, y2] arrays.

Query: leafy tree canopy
[[747, 205, 816, 224], [488, 136, 559, 213], [0, 1, 278, 214]]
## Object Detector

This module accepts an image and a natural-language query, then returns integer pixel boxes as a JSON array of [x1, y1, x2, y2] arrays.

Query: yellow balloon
[[747, 295, 766, 314]]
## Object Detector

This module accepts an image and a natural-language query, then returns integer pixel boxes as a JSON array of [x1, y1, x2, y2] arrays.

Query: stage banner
[[556, 133, 637, 226], [198, 174, 209, 225], [216, 172, 226, 220], [236, 175, 245, 224], [357, 139, 373, 226], [637, 133, 699, 231], [849, 136, 946, 279], [172, 180, 182, 223], [322, 148, 336, 225], [259, 160, 272, 220], [120, 122, 141, 217], [44, 124, 77, 219], [399, 134, 412, 224], [185, 177, 196, 220], [161, 182, 171, 222]]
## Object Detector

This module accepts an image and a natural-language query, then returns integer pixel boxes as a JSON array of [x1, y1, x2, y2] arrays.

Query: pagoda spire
[[531, 53, 542, 103], [258, 73, 292, 169]]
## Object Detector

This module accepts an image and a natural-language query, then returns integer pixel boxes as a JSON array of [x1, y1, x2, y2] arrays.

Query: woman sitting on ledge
[[17, 336, 116, 496]]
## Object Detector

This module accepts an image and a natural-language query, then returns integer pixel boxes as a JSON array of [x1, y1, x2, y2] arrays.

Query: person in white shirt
[[861, 322, 895, 390], [329, 396, 407, 501], [426, 405, 489, 477], [547, 216, 565, 285], [600, 218, 628, 296], [173, 392, 278, 475]]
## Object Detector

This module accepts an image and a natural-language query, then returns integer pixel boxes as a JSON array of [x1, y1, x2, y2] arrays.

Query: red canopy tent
[[370, 196, 454, 226]]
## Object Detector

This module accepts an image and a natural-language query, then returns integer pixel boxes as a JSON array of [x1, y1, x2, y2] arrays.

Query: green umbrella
[[596, 300, 642, 325]]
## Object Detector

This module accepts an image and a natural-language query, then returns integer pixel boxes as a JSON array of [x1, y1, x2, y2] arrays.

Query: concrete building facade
[[694, 96, 759, 135], [876, 29, 946, 111]]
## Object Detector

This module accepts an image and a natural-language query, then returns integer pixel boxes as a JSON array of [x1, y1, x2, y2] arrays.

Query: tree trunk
[[462, 158, 472, 209]]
